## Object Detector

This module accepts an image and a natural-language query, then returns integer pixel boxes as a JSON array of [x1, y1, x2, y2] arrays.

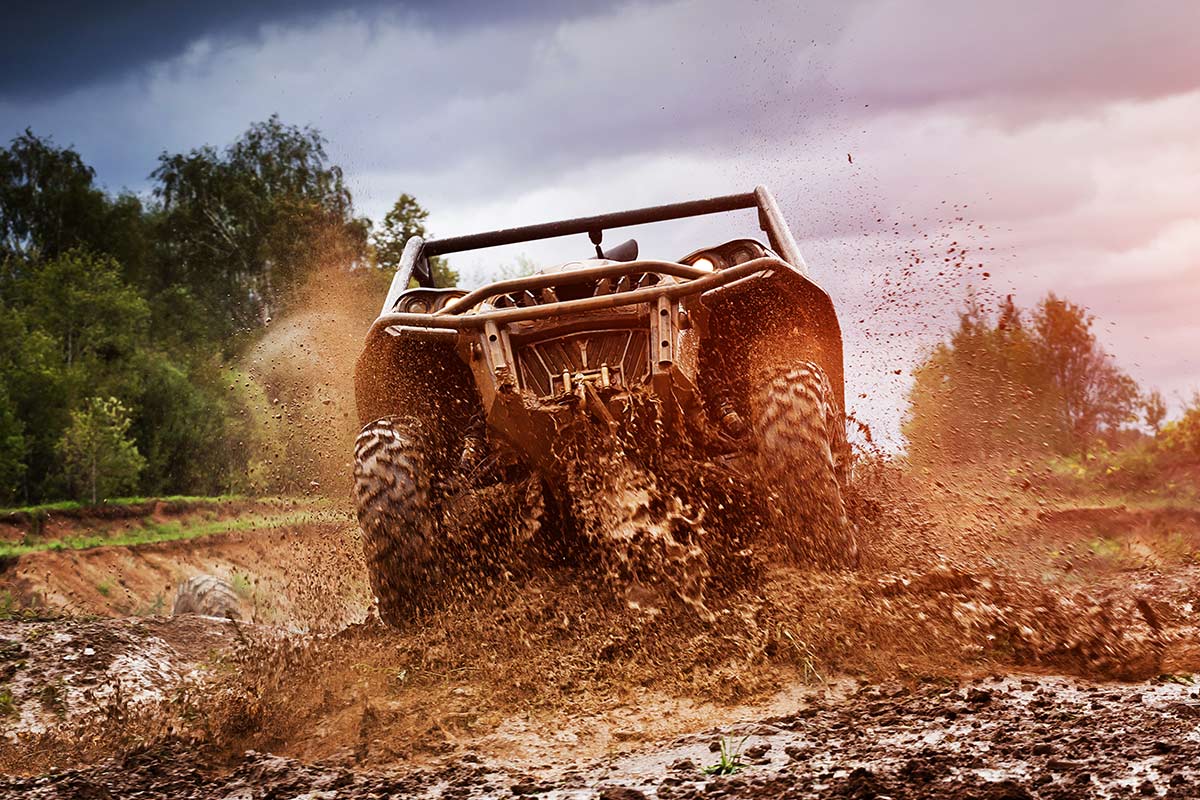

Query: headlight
[[728, 245, 760, 265], [394, 290, 468, 314], [396, 295, 432, 313], [689, 253, 728, 271]]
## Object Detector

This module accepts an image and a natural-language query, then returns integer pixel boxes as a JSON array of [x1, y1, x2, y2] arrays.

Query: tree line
[[0, 117, 445, 505], [904, 293, 1199, 483]]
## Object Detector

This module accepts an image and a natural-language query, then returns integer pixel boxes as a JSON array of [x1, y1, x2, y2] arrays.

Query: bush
[[1160, 396, 1200, 461], [57, 397, 145, 504]]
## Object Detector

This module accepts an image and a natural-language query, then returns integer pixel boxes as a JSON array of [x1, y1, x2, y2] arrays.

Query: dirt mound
[[0, 616, 247, 760], [0, 498, 283, 545]]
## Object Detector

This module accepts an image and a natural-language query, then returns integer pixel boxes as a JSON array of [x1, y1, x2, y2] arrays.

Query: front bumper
[[365, 256, 789, 341]]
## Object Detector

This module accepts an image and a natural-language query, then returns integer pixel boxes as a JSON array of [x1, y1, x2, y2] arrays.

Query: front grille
[[516, 329, 650, 397]]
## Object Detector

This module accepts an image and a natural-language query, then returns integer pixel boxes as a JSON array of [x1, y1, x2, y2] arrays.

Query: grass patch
[[0, 590, 54, 621], [0, 510, 340, 558], [1087, 537, 1123, 559], [96, 579, 114, 597], [1159, 673, 1194, 685], [0, 494, 247, 518], [0, 687, 16, 717], [704, 736, 749, 776]]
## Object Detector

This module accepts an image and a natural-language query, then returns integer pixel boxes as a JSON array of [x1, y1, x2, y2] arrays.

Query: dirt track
[[1, 477, 1199, 799], [3, 672, 1198, 798]]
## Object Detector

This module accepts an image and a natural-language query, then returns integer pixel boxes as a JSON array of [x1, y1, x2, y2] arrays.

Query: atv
[[353, 186, 855, 625]]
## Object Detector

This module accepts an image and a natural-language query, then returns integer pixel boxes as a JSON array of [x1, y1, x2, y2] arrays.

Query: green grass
[[96, 579, 114, 597], [1087, 537, 1123, 559], [0, 494, 247, 518], [0, 687, 16, 717], [0, 510, 339, 558], [704, 736, 749, 776]]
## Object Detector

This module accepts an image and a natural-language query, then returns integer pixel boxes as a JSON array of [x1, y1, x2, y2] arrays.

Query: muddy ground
[[5, 674, 1199, 798], [0, 469, 1199, 798]]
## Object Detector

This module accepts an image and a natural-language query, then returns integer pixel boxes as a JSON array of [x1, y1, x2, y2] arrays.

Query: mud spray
[[2, 232, 1199, 798]]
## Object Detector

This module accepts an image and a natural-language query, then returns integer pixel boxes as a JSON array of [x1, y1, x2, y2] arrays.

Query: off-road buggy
[[353, 186, 854, 625]]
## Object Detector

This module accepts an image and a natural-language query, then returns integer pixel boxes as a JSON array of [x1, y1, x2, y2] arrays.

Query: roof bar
[[422, 191, 758, 257]]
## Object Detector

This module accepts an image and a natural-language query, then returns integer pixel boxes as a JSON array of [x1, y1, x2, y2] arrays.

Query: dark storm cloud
[[0, 0, 616, 100]]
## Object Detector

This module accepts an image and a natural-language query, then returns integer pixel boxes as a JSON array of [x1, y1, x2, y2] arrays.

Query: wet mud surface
[[3, 675, 1198, 798], [1, 471, 1199, 799]]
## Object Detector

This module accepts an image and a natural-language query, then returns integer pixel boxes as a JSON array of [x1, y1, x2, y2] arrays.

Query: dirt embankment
[[0, 511, 371, 630]]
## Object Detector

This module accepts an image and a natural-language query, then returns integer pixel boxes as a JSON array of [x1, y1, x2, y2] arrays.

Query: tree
[[151, 115, 369, 334], [0, 129, 107, 266], [0, 131, 151, 292], [20, 248, 149, 367], [1143, 390, 1168, 435], [1032, 294, 1139, 451], [1160, 392, 1200, 461], [905, 292, 1141, 465], [57, 396, 145, 505], [0, 386, 25, 505], [371, 193, 459, 287], [904, 294, 1061, 466], [0, 303, 71, 502]]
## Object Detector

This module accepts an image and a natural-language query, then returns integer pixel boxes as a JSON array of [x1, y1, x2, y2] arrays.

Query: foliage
[[905, 293, 1140, 465], [491, 254, 539, 283], [0, 129, 106, 264], [151, 114, 370, 336], [127, 356, 262, 496], [1032, 294, 1140, 449], [56, 396, 146, 505], [1159, 393, 1200, 460], [0, 122, 446, 504], [1144, 390, 1168, 435], [0, 509, 328, 558], [704, 736, 749, 775], [371, 192, 459, 287], [0, 385, 25, 504], [19, 248, 150, 367], [0, 131, 152, 288]]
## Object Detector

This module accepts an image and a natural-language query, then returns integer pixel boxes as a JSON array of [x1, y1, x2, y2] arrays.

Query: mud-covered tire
[[172, 575, 242, 619], [751, 361, 858, 567], [353, 416, 439, 626]]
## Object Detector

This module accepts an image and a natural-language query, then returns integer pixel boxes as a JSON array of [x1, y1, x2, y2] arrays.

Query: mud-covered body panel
[[355, 253, 843, 475]]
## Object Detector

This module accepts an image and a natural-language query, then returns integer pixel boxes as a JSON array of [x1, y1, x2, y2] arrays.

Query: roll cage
[[382, 185, 809, 314]]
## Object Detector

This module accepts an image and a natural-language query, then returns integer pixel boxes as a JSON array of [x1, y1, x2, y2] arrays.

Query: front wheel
[[353, 416, 544, 625], [751, 361, 858, 567], [353, 416, 441, 625]]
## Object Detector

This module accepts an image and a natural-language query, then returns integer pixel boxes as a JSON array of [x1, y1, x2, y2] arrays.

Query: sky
[[3, 0, 1198, 443]]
